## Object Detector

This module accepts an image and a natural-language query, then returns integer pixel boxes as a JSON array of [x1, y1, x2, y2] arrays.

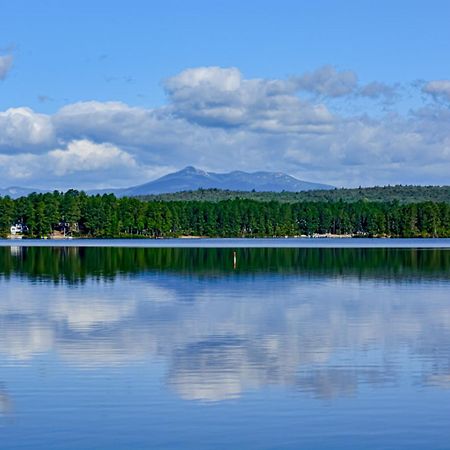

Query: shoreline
[[1, 237, 450, 249], [1, 233, 428, 241]]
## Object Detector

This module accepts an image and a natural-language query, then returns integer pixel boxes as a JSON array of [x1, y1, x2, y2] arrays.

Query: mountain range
[[0, 166, 334, 199], [0, 186, 46, 198]]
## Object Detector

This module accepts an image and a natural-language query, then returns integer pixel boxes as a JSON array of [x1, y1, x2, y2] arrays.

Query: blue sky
[[1, 0, 450, 189]]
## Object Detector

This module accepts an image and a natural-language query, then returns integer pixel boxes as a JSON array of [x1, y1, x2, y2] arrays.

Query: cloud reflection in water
[[1, 270, 450, 402]]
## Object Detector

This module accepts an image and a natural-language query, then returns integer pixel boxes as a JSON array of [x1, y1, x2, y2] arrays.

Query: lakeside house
[[10, 223, 28, 236]]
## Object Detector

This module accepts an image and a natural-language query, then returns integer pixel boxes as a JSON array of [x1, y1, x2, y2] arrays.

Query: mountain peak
[[117, 167, 334, 196], [180, 165, 197, 172], [1, 168, 335, 198], [179, 166, 207, 175]]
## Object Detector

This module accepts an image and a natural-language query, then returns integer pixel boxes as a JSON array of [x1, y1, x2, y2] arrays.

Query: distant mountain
[[0, 186, 45, 199], [0, 167, 334, 199], [108, 166, 334, 197]]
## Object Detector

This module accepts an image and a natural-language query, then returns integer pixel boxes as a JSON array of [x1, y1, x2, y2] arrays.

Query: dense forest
[[1, 190, 450, 238], [138, 185, 450, 203]]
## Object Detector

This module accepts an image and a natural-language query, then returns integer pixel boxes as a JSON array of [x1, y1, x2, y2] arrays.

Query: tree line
[[1, 190, 450, 238], [138, 185, 450, 204]]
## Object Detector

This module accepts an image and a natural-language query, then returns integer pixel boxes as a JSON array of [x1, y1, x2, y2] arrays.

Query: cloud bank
[[0, 65, 450, 189]]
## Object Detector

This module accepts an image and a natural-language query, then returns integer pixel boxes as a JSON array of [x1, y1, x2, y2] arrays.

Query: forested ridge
[[138, 185, 450, 203], [1, 190, 450, 238]]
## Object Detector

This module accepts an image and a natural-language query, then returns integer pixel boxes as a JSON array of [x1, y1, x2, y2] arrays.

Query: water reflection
[[0, 389, 12, 416], [2, 246, 450, 282], [1, 247, 450, 402]]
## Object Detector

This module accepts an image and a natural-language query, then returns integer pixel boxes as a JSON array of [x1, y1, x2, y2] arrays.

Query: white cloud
[[0, 66, 449, 188], [164, 66, 334, 133], [53, 100, 194, 157], [423, 80, 450, 102], [54, 101, 151, 140], [0, 54, 13, 80], [0, 107, 55, 152], [48, 139, 137, 176], [0, 139, 146, 188], [165, 66, 242, 93]]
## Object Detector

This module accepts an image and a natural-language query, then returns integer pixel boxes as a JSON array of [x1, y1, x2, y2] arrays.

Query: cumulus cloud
[[0, 54, 13, 80], [164, 66, 334, 132], [52, 101, 206, 173], [48, 139, 137, 176], [0, 65, 449, 188], [55, 100, 150, 136], [165, 66, 243, 93], [293, 65, 358, 97], [0, 107, 55, 152], [56, 102, 171, 147], [0, 139, 144, 187], [422, 80, 450, 102]]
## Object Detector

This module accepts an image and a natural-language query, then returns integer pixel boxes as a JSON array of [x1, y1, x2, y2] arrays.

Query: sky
[[1, 0, 450, 189]]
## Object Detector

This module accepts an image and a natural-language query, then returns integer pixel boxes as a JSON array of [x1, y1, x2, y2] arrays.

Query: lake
[[1, 245, 450, 449], [2, 237, 450, 248]]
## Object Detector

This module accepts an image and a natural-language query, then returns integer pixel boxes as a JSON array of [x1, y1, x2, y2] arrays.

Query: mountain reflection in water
[[1, 247, 450, 404]]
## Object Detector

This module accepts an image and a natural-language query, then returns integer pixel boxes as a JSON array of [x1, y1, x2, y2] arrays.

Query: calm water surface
[[2, 237, 450, 248], [1, 247, 450, 449]]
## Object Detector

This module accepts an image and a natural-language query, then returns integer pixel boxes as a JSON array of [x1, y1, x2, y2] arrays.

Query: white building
[[10, 224, 24, 235]]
